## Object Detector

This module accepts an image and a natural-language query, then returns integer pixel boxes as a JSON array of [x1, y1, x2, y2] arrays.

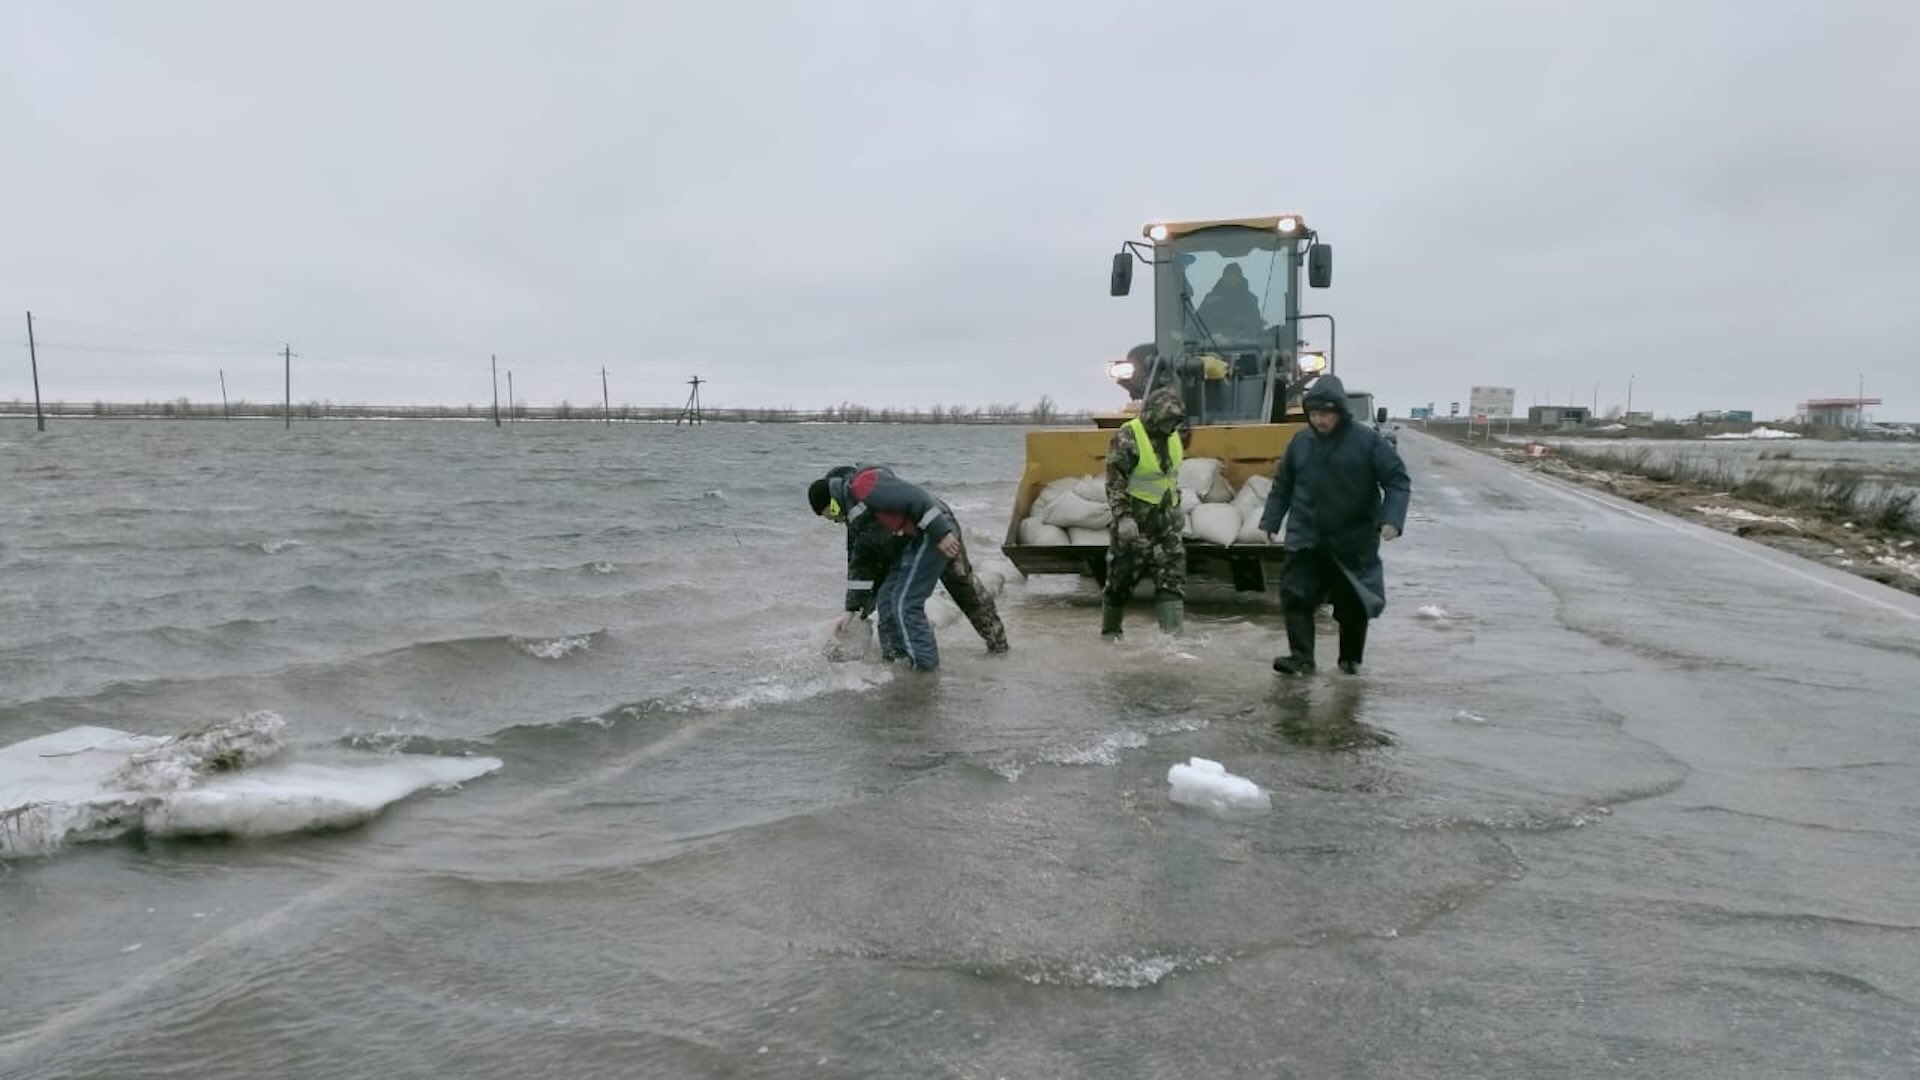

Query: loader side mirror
[[1110, 251, 1133, 296], [1308, 244, 1333, 288], [1376, 407, 1389, 424]]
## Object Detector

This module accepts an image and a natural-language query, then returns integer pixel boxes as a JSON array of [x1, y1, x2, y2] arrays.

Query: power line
[[24, 315, 286, 351], [25, 341, 269, 358]]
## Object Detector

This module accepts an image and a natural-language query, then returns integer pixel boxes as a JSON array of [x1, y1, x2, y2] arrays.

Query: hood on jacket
[[1301, 373, 1351, 419], [1140, 387, 1187, 437], [812, 465, 861, 518], [822, 464, 895, 520]]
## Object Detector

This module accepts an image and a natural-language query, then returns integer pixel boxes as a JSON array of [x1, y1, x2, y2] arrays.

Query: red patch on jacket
[[849, 468, 915, 535]]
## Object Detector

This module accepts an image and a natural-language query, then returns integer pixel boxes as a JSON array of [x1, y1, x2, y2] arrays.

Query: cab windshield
[[1168, 227, 1293, 348]]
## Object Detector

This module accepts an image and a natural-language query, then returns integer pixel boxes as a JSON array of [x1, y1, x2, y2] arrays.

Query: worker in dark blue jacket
[[1259, 374, 1412, 675]]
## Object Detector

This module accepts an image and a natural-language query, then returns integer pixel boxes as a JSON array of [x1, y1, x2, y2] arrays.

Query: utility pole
[[491, 354, 502, 427], [677, 375, 705, 426], [507, 370, 515, 424], [1592, 383, 1598, 414], [26, 311, 45, 432], [220, 369, 230, 419], [1627, 374, 1634, 417], [601, 366, 611, 425], [282, 343, 294, 430], [1858, 374, 1866, 429]]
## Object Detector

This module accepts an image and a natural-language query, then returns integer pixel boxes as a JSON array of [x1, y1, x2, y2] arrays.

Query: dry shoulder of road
[[1444, 437, 1920, 598]]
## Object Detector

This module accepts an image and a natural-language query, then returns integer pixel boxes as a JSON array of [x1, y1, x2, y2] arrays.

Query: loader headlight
[[1147, 224, 1170, 242], [1107, 359, 1137, 381], [1298, 352, 1328, 374], [1276, 216, 1300, 234]]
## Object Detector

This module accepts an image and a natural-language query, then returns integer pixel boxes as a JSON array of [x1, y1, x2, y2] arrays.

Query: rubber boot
[[1154, 595, 1185, 635], [1101, 600, 1125, 640], [1337, 617, 1367, 675], [1273, 613, 1316, 675]]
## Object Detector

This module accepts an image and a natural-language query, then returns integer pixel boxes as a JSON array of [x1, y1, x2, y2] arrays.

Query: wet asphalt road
[[1372, 431, 1920, 1075]]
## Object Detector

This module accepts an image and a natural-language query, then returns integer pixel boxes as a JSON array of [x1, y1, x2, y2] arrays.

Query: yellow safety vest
[[1125, 417, 1184, 505]]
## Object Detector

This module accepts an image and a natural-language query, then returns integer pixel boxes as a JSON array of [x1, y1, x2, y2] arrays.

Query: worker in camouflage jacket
[[808, 465, 1009, 668], [1101, 387, 1189, 638]]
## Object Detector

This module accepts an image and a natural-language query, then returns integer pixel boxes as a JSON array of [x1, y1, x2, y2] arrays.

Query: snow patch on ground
[[1692, 505, 1801, 528], [1874, 553, 1920, 579], [1704, 426, 1801, 440]]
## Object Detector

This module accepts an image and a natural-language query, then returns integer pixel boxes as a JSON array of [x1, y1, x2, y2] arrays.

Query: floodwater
[[3, 421, 1919, 1079]]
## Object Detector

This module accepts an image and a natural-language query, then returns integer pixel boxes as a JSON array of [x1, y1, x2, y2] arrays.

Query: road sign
[[1469, 386, 1516, 418]]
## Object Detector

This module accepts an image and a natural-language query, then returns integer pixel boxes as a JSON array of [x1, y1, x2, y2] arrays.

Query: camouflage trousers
[[942, 531, 1009, 653], [1103, 517, 1186, 605]]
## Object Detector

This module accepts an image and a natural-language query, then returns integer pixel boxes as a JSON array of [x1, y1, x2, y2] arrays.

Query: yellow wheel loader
[[999, 214, 1335, 593]]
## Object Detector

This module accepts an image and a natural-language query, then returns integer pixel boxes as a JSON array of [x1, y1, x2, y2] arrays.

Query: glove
[[1114, 516, 1141, 543], [1262, 531, 1277, 545], [833, 610, 857, 636], [1380, 524, 1401, 542]]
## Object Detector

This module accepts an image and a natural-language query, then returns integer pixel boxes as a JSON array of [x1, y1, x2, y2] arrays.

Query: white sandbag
[[1234, 477, 1274, 543], [1233, 473, 1273, 510], [1043, 491, 1112, 530], [974, 565, 1006, 595], [925, 594, 962, 629], [1190, 503, 1241, 546], [1067, 527, 1109, 546], [823, 616, 875, 662], [1179, 488, 1200, 513], [1178, 458, 1222, 502], [1072, 475, 1106, 503], [1182, 510, 1197, 538], [1236, 514, 1271, 544], [1019, 517, 1071, 546], [1030, 476, 1081, 516]]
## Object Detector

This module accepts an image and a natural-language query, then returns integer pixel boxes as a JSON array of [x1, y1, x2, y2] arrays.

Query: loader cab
[[1108, 214, 1332, 428]]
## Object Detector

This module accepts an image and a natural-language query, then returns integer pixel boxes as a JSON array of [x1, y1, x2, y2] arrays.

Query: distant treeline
[[0, 397, 1087, 424]]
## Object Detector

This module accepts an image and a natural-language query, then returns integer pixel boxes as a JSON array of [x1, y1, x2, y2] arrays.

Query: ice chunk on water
[[146, 756, 502, 838], [2, 713, 501, 859], [1166, 757, 1271, 815]]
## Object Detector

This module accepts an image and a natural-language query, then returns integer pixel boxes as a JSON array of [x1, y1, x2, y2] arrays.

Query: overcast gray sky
[[4, 1, 1916, 419]]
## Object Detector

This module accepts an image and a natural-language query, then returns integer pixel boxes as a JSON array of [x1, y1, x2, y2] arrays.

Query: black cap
[[807, 477, 833, 516]]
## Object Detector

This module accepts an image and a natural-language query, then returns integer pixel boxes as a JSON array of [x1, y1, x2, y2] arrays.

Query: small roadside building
[[1528, 405, 1591, 427]]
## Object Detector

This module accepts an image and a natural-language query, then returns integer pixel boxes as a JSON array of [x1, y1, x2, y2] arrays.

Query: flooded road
[[4, 423, 1918, 1078]]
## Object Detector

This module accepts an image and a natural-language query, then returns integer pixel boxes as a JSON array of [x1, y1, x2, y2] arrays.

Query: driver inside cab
[[1195, 262, 1266, 341]]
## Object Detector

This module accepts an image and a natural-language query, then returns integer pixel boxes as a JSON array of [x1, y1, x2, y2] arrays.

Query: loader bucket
[[999, 422, 1305, 591]]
